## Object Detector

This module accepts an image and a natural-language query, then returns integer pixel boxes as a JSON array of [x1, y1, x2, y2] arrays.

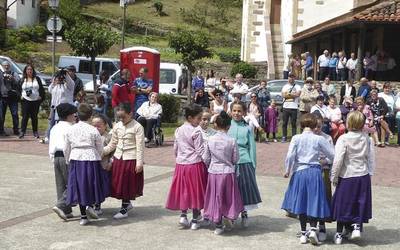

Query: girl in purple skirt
[[166, 104, 207, 230], [202, 111, 244, 235], [64, 104, 109, 226], [331, 111, 375, 244]]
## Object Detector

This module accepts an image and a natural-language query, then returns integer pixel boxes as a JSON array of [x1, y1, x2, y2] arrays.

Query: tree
[[169, 28, 212, 103], [65, 21, 118, 91], [58, 0, 81, 28]]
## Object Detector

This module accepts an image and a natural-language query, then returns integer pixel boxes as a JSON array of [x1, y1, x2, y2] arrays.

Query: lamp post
[[48, 0, 59, 76]]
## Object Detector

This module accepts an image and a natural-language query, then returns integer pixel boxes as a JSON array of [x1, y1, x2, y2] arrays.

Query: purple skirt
[[331, 174, 372, 224], [67, 160, 110, 206], [204, 173, 244, 223]]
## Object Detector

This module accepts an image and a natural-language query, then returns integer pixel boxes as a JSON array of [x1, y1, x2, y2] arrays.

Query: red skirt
[[165, 162, 207, 211], [111, 158, 144, 200]]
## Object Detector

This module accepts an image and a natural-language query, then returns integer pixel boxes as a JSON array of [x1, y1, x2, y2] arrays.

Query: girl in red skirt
[[166, 104, 207, 230], [103, 103, 145, 219]]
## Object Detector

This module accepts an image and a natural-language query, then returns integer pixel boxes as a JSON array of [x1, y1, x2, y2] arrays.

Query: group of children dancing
[[48, 99, 374, 244], [50, 102, 144, 225], [166, 102, 262, 235], [282, 112, 374, 245]]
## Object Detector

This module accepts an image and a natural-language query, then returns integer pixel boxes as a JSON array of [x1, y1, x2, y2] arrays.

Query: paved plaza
[[0, 137, 399, 249]]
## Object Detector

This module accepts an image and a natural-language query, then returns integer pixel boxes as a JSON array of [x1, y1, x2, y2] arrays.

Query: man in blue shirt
[[357, 77, 371, 100], [305, 52, 313, 78], [133, 67, 153, 114], [192, 70, 204, 93]]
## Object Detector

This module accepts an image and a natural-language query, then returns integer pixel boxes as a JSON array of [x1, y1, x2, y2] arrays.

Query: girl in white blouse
[[64, 104, 109, 226], [331, 111, 375, 244]]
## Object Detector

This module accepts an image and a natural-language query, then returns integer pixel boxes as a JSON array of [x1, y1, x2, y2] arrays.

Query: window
[[78, 60, 100, 74], [101, 61, 118, 76], [159, 69, 176, 84], [32, 0, 36, 8]]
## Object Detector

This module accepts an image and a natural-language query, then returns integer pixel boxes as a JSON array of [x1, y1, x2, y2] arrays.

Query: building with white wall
[[7, 0, 40, 28]]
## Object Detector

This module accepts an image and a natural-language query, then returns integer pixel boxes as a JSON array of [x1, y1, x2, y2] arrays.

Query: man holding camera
[[0, 61, 21, 136], [66, 65, 84, 101], [42, 68, 75, 143]]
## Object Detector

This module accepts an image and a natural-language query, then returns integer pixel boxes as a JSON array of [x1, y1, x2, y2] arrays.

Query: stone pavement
[[0, 148, 400, 249], [1, 135, 399, 187]]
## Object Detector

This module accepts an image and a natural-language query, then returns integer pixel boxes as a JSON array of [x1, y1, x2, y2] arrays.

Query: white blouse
[[22, 78, 41, 101], [64, 121, 103, 162]]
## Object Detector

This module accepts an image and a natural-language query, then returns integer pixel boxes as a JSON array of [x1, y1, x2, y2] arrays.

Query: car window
[[160, 69, 176, 84], [78, 60, 100, 74], [102, 61, 118, 76]]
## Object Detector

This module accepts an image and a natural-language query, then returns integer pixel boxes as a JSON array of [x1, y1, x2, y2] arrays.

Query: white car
[[84, 62, 186, 94]]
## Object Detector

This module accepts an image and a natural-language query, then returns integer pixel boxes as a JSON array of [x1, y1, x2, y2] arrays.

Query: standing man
[[66, 65, 84, 101], [346, 52, 358, 82], [305, 52, 313, 78], [49, 103, 77, 221], [111, 68, 132, 121], [230, 73, 249, 103], [317, 50, 330, 80], [132, 67, 153, 114], [0, 61, 21, 136], [281, 73, 302, 142], [337, 51, 347, 81]]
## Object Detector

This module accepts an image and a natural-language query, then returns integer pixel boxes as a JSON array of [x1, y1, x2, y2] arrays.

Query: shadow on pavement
[[82, 205, 176, 227], [355, 226, 400, 246], [228, 215, 296, 237]]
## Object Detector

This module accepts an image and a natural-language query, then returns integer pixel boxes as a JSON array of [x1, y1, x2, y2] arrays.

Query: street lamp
[[48, 0, 59, 76]]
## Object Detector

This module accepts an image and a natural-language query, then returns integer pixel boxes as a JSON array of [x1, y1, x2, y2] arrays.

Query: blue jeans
[[1, 98, 19, 132], [45, 107, 57, 139]]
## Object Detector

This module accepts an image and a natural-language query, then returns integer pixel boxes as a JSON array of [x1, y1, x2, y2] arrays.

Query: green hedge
[[217, 51, 240, 63], [159, 94, 181, 123], [230, 61, 258, 78]]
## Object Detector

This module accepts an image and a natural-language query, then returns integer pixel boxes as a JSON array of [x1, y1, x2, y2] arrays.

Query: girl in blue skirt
[[282, 113, 334, 245], [228, 102, 262, 228], [331, 111, 374, 244]]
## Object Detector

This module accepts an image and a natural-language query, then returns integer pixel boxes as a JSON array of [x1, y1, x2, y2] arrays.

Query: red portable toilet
[[120, 46, 161, 108]]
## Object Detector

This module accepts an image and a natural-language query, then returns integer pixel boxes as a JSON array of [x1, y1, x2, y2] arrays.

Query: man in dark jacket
[[66, 65, 84, 101], [0, 61, 21, 135], [339, 79, 356, 105]]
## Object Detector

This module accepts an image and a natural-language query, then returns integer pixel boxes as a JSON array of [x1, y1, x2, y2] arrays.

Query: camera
[[54, 68, 67, 82], [25, 89, 33, 97]]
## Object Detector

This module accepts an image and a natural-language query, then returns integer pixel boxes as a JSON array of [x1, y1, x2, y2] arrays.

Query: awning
[[287, 0, 400, 44]]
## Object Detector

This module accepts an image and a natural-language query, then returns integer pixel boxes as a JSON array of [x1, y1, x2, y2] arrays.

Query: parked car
[[84, 62, 187, 94], [0, 56, 52, 86], [58, 56, 120, 84], [267, 79, 304, 105]]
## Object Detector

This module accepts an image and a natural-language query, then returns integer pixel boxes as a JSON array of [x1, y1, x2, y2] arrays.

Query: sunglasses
[[215, 94, 221, 96], [251, 96, 257, 98]]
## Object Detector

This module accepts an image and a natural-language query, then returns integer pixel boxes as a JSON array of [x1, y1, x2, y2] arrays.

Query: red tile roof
[[354, 0, 400, 22]]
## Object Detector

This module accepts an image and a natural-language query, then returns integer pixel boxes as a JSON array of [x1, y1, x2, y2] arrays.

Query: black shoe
[[33, 132, 39, 139], [18, 133, 25, 139], [0, 131, 9, 136], [13, 130, 19, 136]]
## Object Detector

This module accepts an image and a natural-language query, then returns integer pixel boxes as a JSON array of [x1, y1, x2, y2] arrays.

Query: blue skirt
[[67, 160, 110, 206], [235, 163, 262, 210], [281, 165, 331, 219], [331, 174, 372, 224]]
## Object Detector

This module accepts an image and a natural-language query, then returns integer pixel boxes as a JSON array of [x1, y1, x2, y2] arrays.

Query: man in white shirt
[[346, 53, 358, 81], [230, 73, 249, 102], [337, 51, 348, 81], [317, 50, 330, 80], [49, 103, 77, 221], [281, 73, 302, 142]]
